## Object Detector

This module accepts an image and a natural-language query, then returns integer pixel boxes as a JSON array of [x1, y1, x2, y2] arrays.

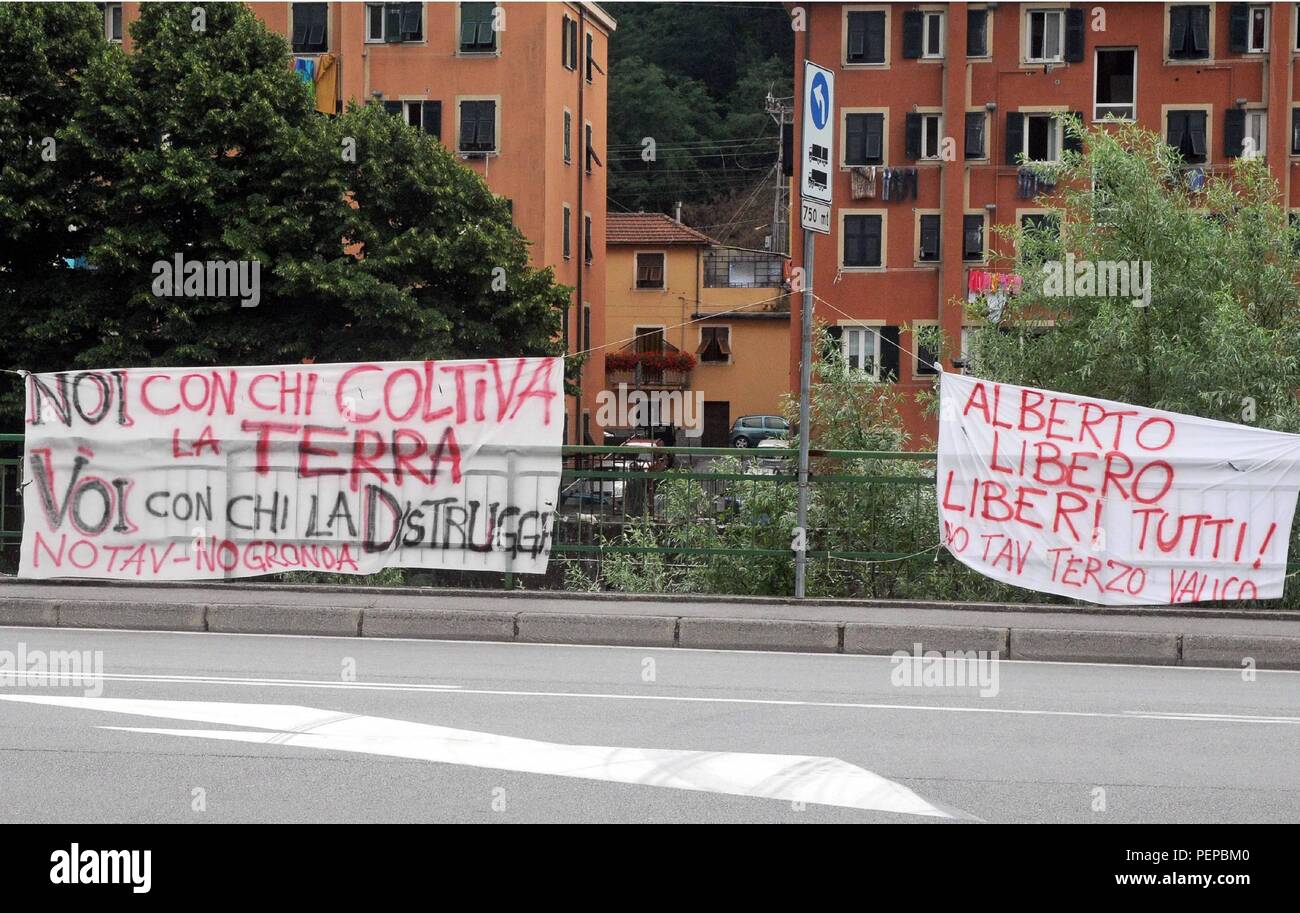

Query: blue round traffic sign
[[809, 71, 830, 130]]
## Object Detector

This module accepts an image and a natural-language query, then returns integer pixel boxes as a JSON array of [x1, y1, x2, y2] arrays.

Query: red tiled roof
[[606, 212, 715, 245]]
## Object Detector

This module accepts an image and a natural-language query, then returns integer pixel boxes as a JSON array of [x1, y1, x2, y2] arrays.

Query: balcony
[[604, 344, 695, 390]]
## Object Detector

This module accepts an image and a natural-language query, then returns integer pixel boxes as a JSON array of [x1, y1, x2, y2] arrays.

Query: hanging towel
[[881, 167, 892, 201], [902, 167, 918, 200], [850, 166, 871, 200], [293, 56, 316, 83], [314, 53, 338, 115]]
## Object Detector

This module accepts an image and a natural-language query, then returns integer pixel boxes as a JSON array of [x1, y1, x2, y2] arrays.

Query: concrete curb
[[1, 593, 1298, 669], [1010, 628, 1181, 666], [678, 617, 841, 653]]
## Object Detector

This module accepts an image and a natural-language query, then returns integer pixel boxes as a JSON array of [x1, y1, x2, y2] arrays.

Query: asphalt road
[[0, 625, 1296, 823]]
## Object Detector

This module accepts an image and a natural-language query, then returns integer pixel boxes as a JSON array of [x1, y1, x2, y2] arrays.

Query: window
[[704, 250, 784, 287], [965, 111, 986, 159], [963, 214, 985, 260], [1245, 110, 1267, 158], [1021, 213, 1059, 236], [1024, 113, 1062, 162], [104, 2, 123, 42], [1167, 109, 1208, 163], [922, 10, 944, 58], [367, 3, 422, 43], [846, 10, 887, 64], [903, 10, 943, 58], [1169, 5, 1210, 59], [584, 214, 593, 264], [292, 3, 328, 53], [635, 253, 665, 289], [845, 113, 884, 165], [842, 326, 881, 378], [967, 8, 989, 56], [1026, 9, 1064, 62], [1094, 49, 1136, 120], [920, 113, 941, 159], [459, 99, 496, 154], [460, 2, 497, 52], [562, 206, 571, 259], [634, 326, 664, 353], [843, 214, 883, 267], [917, 214, 941, 262], [905, 112, 941, 160], [1292, 107, 1300, 155], [915, 327, 939, 377], [1247, 5, 1269, 53], [563, 110, 572, 164], [697, 327, 732, 364], [562, 15, 578, 69]]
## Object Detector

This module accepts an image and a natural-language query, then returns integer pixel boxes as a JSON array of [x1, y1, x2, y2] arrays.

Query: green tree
[[966, 119, 1300, 432], [0, 2, 565, 423]]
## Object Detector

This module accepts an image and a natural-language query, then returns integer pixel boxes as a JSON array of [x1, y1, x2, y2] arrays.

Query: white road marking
[[1, 671, 1295, 724], [0, 694, 954, 818]]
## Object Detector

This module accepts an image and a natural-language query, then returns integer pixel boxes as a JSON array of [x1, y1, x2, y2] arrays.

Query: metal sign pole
[[795, 228, 813, 598]]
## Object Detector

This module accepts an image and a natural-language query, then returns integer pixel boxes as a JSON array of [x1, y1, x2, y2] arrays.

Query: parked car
[[729, 415, 789, 448]]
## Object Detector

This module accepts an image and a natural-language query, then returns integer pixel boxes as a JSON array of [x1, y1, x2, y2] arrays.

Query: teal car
[[730, 415, 789, 448]]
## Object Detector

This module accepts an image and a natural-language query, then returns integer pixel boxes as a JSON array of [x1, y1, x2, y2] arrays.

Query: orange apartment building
[[603, 213, 791, 446], [106, 1, 615, 444], [793, 2, 1300, 445]]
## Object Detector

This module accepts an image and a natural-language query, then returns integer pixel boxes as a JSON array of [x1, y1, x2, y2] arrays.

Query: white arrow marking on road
[[0, 694, 952, 818]]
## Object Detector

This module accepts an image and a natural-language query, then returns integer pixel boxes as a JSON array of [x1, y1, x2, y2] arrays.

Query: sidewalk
[[2, 578, 1299, 668]]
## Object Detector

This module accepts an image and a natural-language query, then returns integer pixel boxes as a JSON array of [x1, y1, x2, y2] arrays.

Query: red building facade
[[793, 2, 1300, 444]]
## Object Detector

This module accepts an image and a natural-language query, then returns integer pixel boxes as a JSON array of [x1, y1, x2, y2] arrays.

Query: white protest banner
[[20, 357, 563, 580], [937, 371, 1300, 605]]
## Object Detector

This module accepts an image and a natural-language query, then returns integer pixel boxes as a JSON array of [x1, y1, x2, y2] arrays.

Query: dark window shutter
[[844, 215, 865, 265], [385, 3, 403, 42], [905, 112, 922, 161], [561, 16, 568, 66], [1167, 111, 1188, 152], [1229, 3, 1249, 53], [864, 114, 883, 163], [846, 11, 866, 60], [865, 11, 886, 62], [965, 112, 985, 159], [1063, 112, 1084, 153], [880, 326, 901, 381], [1169, 7, 1188, 55], [1190, 6, 1210, 56], [1292, 108, 1300, 155], [902, 11, 923, 58], [308, 5, 327, 49], [1005, 112, 1024, 165], [846, 114, 865, 164], [864, 216, 882, 265], [382, 100, 402, 116], [1188, 110, 1207, 159], [1224, 108, 1246, 158], [401, 2, 421, 39], [1065, 9, 1085, 62], [967, 8, 988, 56], [422, 101, 441, 140], [292, 10, 309, 47]]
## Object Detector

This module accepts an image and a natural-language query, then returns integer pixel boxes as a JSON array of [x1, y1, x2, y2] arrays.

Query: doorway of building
[[702, 401, 730, 448]]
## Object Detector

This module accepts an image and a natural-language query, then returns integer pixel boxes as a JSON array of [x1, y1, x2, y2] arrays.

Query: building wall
[[794, 1, 1299, 447], [605, 243, 791, 438], [113, 1, 611, 443]]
